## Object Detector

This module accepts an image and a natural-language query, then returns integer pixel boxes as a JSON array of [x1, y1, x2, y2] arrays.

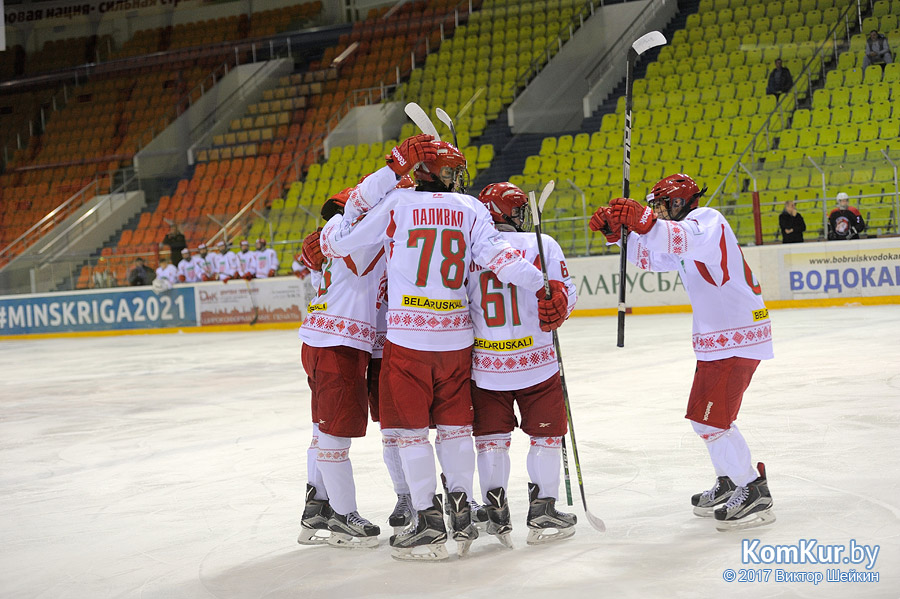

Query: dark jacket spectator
[[162, 223, 187, 264], [127, 257, 155, 286], [779, 200, 806, 243], [863, 30, 893, 71], [766, 59, 793, 97], [827, 193, 866, 240]]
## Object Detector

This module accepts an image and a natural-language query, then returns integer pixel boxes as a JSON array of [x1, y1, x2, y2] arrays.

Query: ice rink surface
[[1, 305, 898, 599]]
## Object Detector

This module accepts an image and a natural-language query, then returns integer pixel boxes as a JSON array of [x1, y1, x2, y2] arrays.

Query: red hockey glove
[[386, 134, 437, 177], [178, 274, 186, 282], [536, 279, 569, 332], [243, 272, 254, 281], [268, 269, 276, 278], [222, 277, 230, 284], [608, 197, 657, 235], [588, 206, 621, 243], [301, 228, 324, 271], [201, 274, 210, 282]]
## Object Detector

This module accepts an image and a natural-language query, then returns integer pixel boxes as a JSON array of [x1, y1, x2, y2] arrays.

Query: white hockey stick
[[528, 183, 606, 533], [618, 30, 667, 349], [434, 107, 458, 148], [404, 102, 441, 140]]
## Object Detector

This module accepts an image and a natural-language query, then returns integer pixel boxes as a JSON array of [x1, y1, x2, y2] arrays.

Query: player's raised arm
[[470, 201, 543, 293]]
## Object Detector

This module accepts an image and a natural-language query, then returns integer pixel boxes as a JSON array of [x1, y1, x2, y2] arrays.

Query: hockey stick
[[528, 184, 606, 533], [530, 185, 573, 506], [404, 102, 441, 140], [244, 279, 259, 325], [434, 107, 459, 148], [618, 30, 667, 348]]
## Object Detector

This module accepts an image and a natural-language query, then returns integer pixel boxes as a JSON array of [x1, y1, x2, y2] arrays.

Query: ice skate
[[390, 494, 449, 562], [327, 511, 380, 548], [483, 487, 513, 549], [389, 493, 413, 534], [471, 499, 489, 531], [447, 491, 480, 557], [297, 483, 332, 545], [715, 463, 776, 532], [691, 476, 737, 517], [526, 483, 576, 545]]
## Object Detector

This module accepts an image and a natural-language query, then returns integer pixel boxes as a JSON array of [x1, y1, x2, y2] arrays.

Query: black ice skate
[[483, 487, 513, 549], [327, 511, 380, 549], [389, 493, 413, 534], [447, 491, 480, 557], [526, 483, 576, 545], [691, 476, 737, 517], [390, 494, 449, 562], [297, 483, 332, 545], [714, 463, 776, 532]]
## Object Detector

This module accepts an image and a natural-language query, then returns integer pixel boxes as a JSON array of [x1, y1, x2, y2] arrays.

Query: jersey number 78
[[408, 228, 467, 289]]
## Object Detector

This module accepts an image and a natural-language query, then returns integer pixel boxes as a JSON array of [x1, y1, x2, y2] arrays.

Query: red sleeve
[[848, 206, 862, 217]]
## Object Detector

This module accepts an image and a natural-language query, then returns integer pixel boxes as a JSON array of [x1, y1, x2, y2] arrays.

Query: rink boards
[[1, 239, 898, 337]]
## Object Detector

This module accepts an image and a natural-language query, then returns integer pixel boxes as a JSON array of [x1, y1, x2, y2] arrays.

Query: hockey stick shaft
[[245, 279, 259, 325], [528, 190, 605, 532], [618, 48, 637, 349]]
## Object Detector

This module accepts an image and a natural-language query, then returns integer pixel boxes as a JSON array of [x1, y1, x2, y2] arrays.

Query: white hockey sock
[[691, 421, 759, 487], [434, 425, 476, 501], [382, 434, 410, 495], [316, 432, 357, 516], [307, 424, 326, 500], [475, 433, 512, 503], [526, 436, 563, 500], [384, 427, 437, 512]]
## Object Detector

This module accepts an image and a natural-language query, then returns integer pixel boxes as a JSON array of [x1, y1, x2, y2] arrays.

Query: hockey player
[[591, 173, 775, 531], [321, 140, 562, 561], [469, 182, 578, 546], [296, 153, 421, 548], [154, 255, 178, 292], [213, 241, 240, 282], [177, 248, 201, 283], [196, 244, 215, 281], [237, 240, 256, 279], [254, 238, 279, 278]]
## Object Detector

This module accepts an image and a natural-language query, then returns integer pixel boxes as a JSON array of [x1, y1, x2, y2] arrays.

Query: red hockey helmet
[[414, 141, 469, 193], [646, 173, 707, 221], [321, 187, 351, 221], [478, 182, 530, 232]]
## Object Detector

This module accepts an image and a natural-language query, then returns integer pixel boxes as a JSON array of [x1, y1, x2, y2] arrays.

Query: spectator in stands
[[161, 222, 187, 264], [828, 192, 866, 240], [765, 59, 793, 98], [863, 30, 893, 72], [92, 258, 116, 288], [127, 257, 155, 286], [779, 200, 806, 244]]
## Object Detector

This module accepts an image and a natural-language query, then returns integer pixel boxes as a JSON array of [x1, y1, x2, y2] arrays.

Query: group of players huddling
[[293, 133, 775, 561]]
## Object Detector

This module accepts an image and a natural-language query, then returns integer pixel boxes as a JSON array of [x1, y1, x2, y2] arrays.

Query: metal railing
[[203, 0, 478, 245], [705, 0, 863, 208], [0, 178, 102, 269]]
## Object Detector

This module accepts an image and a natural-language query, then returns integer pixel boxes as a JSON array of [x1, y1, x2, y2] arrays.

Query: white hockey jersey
[[155, 263, 178, 285], [299, 166, 398, 353], [626, 207, 773, 362], [237, 250, 256, 277], [467, 231, 576, 390], [177, 256, 202, 283], [196, 254, 215, 280], [211, 250, 240, 280], [321, 172, 545, 352], [254, 248, 279, 278]]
